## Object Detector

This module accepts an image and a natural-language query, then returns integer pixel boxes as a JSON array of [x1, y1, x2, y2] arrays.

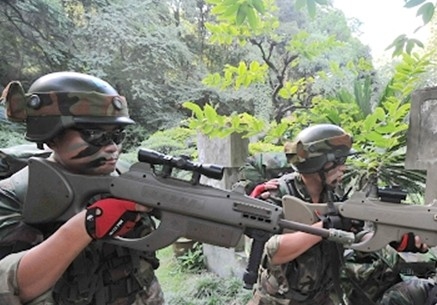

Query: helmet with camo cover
[[284, 124, 355, 174], [1, 71, 134, 143]]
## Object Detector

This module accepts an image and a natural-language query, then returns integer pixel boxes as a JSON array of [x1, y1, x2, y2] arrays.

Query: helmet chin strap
[[318, 165, 337, 213], [318, 169, 334, 194]]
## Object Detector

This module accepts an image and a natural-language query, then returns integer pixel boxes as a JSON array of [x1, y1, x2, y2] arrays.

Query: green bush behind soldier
[[242, 124, 431, 305], [0, 71, 164, 305]]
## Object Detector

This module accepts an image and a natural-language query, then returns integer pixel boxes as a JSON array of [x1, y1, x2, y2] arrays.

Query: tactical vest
[[50, 219, 159, 305]]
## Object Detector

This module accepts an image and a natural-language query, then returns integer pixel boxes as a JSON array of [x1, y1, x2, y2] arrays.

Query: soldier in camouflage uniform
[[237, 151, 292, 196], [244, 125, 433, 305], [0, 72, 164, 305], [375, 248, 437, 305], [246, 124, 358, 305], [378, 276, 437, 305]]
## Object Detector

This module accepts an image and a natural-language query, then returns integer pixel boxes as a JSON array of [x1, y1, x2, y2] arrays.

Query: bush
[[175, 242, 206, 273]]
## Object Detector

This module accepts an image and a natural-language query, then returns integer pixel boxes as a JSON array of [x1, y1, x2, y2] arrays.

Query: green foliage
[[183, 101, 266, 138], [386, 34, 425, 57], [206, 0, 278, 34], [0, 106, 28, 147], [295, 0, 328, 18], [203, 0, 371, 124], [0, 129, 28, 148], [2, 0, 432, 199], [203, 61, 269, 89], [142, 127, 197, 156], [175, 242, 206, 273], [184, 52, 430, 197], [122, 127, 197, 164], [278, 77, 311, 99], [0, 0, 74, 82], [386, 0, 435, 56], [248, 142, 283, 154], [122, 124, 150, 155], [157, 246, 251, 305]]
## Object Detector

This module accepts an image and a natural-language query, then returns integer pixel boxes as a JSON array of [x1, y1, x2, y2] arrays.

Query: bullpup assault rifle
[[23, 149, 437, 288]]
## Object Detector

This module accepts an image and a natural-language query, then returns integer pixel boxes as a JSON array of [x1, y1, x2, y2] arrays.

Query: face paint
[[52, 128, 121, 175], [72, 145, 102, 160]]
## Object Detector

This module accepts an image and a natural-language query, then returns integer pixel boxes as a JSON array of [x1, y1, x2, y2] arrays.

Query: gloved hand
[[85, 198, 140, 239], [389, 232, 428, 253], [249, 179, 279, 199]]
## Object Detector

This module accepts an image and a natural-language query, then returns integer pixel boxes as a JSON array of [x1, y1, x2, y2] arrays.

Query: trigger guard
[[108, 211, 182, 251]]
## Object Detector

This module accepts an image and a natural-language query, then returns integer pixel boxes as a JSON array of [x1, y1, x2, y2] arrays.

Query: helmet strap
[[318, 169, 337, 211], [317, 170, 332, 195]]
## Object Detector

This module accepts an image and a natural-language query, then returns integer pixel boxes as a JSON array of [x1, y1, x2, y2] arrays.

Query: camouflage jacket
[[0, 160, 164, 305]]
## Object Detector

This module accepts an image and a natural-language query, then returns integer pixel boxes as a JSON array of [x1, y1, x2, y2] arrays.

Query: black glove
[[389, 232, 427, 253]]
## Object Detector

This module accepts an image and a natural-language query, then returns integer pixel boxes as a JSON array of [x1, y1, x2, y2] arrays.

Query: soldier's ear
[[1, 81, 27, 122]]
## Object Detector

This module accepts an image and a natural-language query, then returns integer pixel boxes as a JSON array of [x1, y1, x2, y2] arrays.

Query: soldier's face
[[323, 162, 346, 187], [49, 125, 124, 175]]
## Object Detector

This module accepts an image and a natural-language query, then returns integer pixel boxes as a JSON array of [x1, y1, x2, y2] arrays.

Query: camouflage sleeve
[[264, 234, 281, 262], [0, 251, 26, 304], [0, 251, 54, 305], [379, 277, 435, 305], [0, 186, 43, 259]]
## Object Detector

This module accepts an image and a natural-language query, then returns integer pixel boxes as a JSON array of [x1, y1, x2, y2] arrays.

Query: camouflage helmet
[[284, 124, 355, 174], [1, 71, 134, 143]]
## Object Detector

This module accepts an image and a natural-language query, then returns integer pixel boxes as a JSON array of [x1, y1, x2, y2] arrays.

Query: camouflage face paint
[[52, 129, 120, 175], [72, 145, 101, 160], [71, 144, 121, 170]]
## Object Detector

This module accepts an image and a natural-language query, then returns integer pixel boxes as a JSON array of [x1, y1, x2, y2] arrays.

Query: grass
[[156, 245, 252, 305], [156, 246, 202, 293]]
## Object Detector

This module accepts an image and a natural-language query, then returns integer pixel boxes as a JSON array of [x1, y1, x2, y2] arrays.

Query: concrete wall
[[197, 132, 250, 278], [406, 87, 437, 203]]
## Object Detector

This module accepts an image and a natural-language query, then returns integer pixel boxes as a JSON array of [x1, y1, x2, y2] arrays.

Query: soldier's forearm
[[271, 221, 323, 265], [17, 211, 91, 302]]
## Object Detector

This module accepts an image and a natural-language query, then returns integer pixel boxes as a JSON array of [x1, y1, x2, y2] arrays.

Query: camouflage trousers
[[6, 277, 164, 305], [246, 289, 337, 305], [378, 277, 435, 305], [133, 277, 165, 305]]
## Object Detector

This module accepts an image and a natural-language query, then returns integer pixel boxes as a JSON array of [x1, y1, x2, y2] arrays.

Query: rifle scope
[[138, 148, 224, 180]]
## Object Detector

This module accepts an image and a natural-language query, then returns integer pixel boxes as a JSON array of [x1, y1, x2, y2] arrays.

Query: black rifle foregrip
[[243, 229, 272, 289]]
